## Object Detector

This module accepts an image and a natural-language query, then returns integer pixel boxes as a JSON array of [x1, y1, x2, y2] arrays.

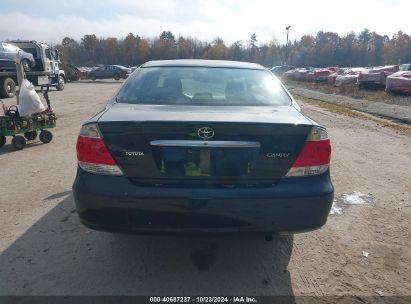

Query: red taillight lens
[[76, 136, 117, 165], [76, 123, 123, 176], [292, 139, 331, 167], [286, 127, 331, 177]]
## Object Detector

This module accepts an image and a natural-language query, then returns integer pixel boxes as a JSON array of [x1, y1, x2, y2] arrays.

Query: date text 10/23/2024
[[150, 297, 258, 303]]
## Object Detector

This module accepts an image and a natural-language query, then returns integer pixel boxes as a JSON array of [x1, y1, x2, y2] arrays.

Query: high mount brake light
[[286, 126, 331, 177], [76, 123, 123, 176]]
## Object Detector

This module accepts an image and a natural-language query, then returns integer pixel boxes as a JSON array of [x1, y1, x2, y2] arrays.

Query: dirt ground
[[0, 81, 409, 301]]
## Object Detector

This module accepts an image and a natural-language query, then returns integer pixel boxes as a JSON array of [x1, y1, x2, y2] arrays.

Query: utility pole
[[285, 25, 291, 65]]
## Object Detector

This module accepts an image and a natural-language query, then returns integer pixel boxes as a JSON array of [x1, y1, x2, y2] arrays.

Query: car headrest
[[225, 81, 245, 100], [163, 78, 182, 93]]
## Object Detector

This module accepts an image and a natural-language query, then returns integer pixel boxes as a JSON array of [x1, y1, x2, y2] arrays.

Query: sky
[[0, 0, 410, 45]]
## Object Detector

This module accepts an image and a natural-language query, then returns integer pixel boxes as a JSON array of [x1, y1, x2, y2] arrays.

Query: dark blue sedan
[[73, 60, 333, 235]]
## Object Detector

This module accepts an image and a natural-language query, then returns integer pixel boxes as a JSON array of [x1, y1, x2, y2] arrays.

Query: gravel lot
[[0, 81, 410, 301]]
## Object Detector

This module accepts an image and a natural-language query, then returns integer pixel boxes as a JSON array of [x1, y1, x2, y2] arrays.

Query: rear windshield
[[400, 64, 411, 71], [117, 66, 291, 106]]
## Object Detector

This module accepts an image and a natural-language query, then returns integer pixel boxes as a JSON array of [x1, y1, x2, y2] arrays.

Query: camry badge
[[197, 127, 215, 140]]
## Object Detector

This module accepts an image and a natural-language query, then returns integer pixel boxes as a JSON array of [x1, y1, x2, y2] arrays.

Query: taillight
[[286, 126, 331, 177], [76, 123, 123, 176]]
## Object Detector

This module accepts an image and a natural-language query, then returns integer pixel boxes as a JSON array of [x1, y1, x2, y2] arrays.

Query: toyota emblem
[[197, 127, 215, 140]]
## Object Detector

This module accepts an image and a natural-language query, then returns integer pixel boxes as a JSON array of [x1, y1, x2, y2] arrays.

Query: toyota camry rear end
[[72, 59, 334, 234]]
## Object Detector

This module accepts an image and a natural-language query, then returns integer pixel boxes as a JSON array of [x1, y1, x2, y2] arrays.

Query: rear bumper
[[72, 170, 334, 234]]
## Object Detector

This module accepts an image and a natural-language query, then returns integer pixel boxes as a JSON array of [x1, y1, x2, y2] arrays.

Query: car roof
[[2, 42, 18, 47], [141, 59, 266, 70]]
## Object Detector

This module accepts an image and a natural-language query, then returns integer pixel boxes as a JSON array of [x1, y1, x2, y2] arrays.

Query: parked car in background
[[386, 71, 411, 94], [283, 69, 298, 80], [334, 68, 366, 86], [60, 62, 80, 82], [283, 62, 410, 92], [307, 68, 335, 82], [77, 67, 92, 79], [88, 65, 131, 80], [73, 59, 334, 235], [293, 68, 313, 81], [328, 68, 346, 85], [270, 65, 295, 77], [0, 42, 35, 71], [358, 65, 399, 88]]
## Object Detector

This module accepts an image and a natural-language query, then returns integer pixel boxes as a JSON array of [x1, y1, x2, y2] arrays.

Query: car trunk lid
[[98, 104, 313, 184]]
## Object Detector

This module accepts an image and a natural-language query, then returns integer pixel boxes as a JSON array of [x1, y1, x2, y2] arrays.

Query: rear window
[[400, 64, 411, 71], [117, 67, 291, 106]]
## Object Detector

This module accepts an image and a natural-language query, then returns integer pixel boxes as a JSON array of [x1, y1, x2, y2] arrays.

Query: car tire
[[22, 59, 31, 72], [0, 134, 6, 148], [39, 130, 53, 144], [11, 135, 26, 150], [114, 73, 120, 81], [24, 131, 37, 141], [56, 76, 65, 91], [0, 77, 16, 98], [90, 74, 96, 81]]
